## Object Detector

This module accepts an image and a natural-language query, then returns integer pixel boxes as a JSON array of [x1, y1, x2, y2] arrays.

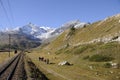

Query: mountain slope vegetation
[[43, 14, 120, 51], [28, 14, 120, 80]]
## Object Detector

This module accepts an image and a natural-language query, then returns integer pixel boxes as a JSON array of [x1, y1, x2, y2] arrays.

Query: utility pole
[[9, 34, 11, 57]]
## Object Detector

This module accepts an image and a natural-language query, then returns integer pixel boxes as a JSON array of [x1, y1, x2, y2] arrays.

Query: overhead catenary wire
[[0, 0, 12, 27], [7, 0, 14, 26], [0, 0, 14, 57]]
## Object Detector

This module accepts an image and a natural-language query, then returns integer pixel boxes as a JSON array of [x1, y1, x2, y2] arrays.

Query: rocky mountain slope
[[31, 14, 120, 80], [0, 31, 41, 50], [0, 20, 87, 50], [44, 14, 120, 50], [3, 20, 87, 39]]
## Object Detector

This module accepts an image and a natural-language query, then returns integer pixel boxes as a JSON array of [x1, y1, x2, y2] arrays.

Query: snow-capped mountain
[[10, 23, 55, 39], [2, 20, 88, 40], [50, 20, 88, 35], [0, 20, 88, 50]]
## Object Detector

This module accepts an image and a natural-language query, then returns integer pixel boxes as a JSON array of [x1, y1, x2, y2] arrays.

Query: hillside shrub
[[89, 54, 114, 62], [67, 26, 76, 37], [73, 46, 88, 54], [112, 36, 119, 40], [83, 55, 90, 60], [104, 63, 112, 68], [70, 26, 75, 31], [64, 50, 70, 54], [100, 42, 117, 49]]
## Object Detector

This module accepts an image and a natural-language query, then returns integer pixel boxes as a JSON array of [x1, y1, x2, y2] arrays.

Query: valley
[[0, 14, 120, 80]]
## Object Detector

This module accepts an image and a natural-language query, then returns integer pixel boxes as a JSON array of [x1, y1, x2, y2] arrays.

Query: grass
[[44, 16, 120, 52], [26, 41, 120, 80], [0, 51, 15, 64], [26, 15, 120, 80], [89, 54, 114, 62], [26, 52, 98, 80]]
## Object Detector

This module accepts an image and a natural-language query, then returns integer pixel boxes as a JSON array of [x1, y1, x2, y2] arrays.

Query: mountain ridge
[[1, 20, 87, 40], [30, 13, 120, 80], [41, 13, 120, 52], [0, 20, 87, 50]]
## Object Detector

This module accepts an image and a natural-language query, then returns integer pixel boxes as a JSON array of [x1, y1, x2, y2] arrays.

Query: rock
[[95, 71, 99, 76], [89, 66, 93, 70], [116, 76, 120, 79], [108, 62, 119, 69], [109, 71, 113, 74], [119, 20, 120, 23], [111, 63, 119, 69], [58, 61, 71, 66]]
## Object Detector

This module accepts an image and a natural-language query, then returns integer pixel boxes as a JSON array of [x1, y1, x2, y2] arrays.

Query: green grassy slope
[[44, 14, 120, 53], [28, 42, 120, 80], [28, 14, 120, 80]]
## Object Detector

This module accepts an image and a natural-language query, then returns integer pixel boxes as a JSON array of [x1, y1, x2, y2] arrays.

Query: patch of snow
[[74, 22, 88, 28]]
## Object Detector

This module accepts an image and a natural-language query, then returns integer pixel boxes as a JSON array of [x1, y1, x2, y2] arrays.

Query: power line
[[0, 0, 13, 57], [0, 0, 12, 26], [7, 0, 14, 26]]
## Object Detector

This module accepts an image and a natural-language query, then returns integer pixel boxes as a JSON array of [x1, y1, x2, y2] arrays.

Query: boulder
[[111, 63, 119, 69], [58, 61, 70, 66]]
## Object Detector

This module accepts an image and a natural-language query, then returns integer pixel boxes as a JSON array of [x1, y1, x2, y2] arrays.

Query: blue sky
[[0, 0, 120, 30]]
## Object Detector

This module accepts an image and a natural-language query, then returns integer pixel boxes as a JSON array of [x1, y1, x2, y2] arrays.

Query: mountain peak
[[61, 20, 80, 27], [1, 20, 88, 40]]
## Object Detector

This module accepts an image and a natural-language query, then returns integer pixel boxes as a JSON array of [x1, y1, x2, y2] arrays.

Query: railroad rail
[[0, 52, 24, 80]]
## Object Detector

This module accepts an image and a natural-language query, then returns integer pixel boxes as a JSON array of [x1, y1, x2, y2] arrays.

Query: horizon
[[0, 0, 120, 30]]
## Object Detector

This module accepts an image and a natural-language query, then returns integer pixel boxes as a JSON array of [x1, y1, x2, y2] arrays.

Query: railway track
[[0, 52, 26, 80]]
